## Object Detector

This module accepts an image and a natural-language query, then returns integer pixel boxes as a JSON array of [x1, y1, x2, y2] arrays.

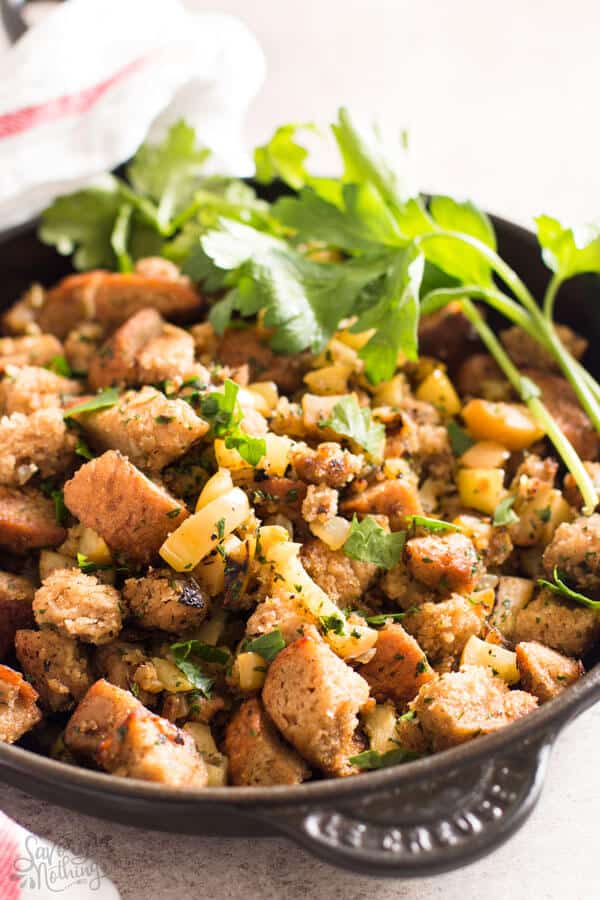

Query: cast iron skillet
[[2, 0, 600, 879]]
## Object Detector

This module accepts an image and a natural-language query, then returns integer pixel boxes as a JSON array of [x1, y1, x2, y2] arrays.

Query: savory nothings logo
[[11, 833, 106, 894]]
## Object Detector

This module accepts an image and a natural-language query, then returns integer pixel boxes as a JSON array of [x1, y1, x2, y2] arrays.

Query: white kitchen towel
[[0, 0, 266, 231]]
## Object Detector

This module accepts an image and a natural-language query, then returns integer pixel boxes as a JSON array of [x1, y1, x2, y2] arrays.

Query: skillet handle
[[260, 731, 556, 877]]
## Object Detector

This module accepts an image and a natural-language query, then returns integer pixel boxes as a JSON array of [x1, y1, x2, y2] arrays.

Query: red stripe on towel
[[0, 55, 149, 139]]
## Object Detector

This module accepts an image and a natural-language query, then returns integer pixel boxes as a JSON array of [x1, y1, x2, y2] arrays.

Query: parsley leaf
[[447, 420, 475, 455], [349, 747, 420, 770], [273, 182, 405, 253], [74, 437, 94, 461], [537, 567, 600, 609], [52, 490, 68, 526], [191, 219, 380, 354], [76, 552, 111, 575], [128, 120, 210, 230], [170, 642, 215, 696], [64, 388, 119, 419], [406, 515, 462, 533], [352, 245, 424, 383], [39, 180, 125, 270], [425, 195, 496, 286], [200, 379, 266, 466], [319, 613, 346, 636], [343, 515, 406, 570], [170, 639, 230, 666], [46, 355, 72, 377], [242, 629, 286, 662], [254, 123, 314, 190], [535, 215, 600, 280], [493, 495, 519, 527], [323, 396, 385, 459]]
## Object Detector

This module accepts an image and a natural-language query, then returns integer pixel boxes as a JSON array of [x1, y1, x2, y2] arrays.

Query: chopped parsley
[[200, 379, 266, 466], [493, 494, 519, 527], [51, 489, 68, 526], [447, 420, 474, 456], [165, 507, 182, 519], [46, 355, 72, 377], [170, 642, 216, 696], [343, 515, 405, 570], [323, 395, 384, 459], [349, 747, 421, 770], [170, 639, 230, 666], [406, 514, 461, 533], [242, 629, 286, 662], [319, 613, 346, 636], [76, 552, 112, 575], [74, 437, 94, 460], [64, 387, 120, 418]]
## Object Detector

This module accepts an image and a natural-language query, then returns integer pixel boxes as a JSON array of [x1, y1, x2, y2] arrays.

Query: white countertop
[[2, 1, 599, 897]]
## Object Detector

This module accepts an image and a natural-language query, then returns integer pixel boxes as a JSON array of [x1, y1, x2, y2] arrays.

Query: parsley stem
[[460, 298, 598, 514], [421, 285, 533, 332], [418, 230, 600, 436], [543, 272, 562, 318]]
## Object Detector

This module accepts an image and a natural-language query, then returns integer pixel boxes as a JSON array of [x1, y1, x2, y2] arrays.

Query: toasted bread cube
[[516, 641, 583, 703], [0, 571, 34, 659], [0, 408, 76, 486], [75, 387, 208, 474], [403, 595, 482, 669], [542, 515, 600, 592], [262, 636, 371, 777], [300, 538, 378, 607], [63, 451, 188, 564], [512, 588, 600, 657], [225, 697, 310, 786], [96, 707, 207, 787], [412, 665, 537, 751], [123, 570, 209, 634], [33, 568, 122, 645], [15, 629, 92, 712], [404, 531, 482, 594], [359, 624, 435, 708], [65, 678, 144, 757], [0, 486, 66, 553], [0, 664, 41, 743]]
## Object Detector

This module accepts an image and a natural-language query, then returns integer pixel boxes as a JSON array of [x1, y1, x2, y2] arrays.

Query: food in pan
[[0, 111, 599, 787]]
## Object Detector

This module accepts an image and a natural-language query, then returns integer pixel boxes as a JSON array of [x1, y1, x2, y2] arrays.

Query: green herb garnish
[[493, 495, 519, 527], [46, 355, 72, 377], [406, 515, 461, 533], [76, 552, 112, 575], [349, 747, 420, 770], [242, 629, 286, 662], [537, 566, 600, 610], [447, 420, 475, 456], [200, 379, 266, 467], [323, 396, 385, 458], [170, 639, 230, 666], [319, 613, 346, 636], [343, 515, 405, 570], [64, 388, 119, 418]]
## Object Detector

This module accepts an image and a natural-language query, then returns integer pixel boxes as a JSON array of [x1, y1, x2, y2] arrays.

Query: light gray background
[[2, 1, 600, 898]]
